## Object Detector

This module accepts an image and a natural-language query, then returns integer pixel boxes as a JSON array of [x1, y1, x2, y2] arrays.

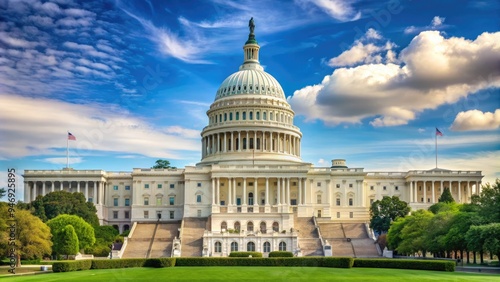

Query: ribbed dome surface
[[215, 69, 285, 101]]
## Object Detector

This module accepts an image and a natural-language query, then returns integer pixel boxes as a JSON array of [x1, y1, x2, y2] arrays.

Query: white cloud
[[431, 16, 445, 27], [42, 157, 83, 165], [317, 158, 328, 166], [305, 0, 361, 22], [0, 32, 38, 48], [405, 16, 447, 34], [289, 31, 500, 126], [450, 109, 500, 131], [0, 94, 200, 160]]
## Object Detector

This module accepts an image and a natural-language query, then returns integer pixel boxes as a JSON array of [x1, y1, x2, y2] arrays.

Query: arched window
[[243, 138, 247, 150], [123, 224, 130, 231], [231, 242, 238, 252], [236, 112, 239, 120], [260, 222, 267, 233], [272, 222, 279, 232], [248, 192, 254, 205], [247, 242, 255, 251], [243, 112, 246, 120], [256, 112, 260, 120], [221, 221, 227, 231], [112, 225, 119, 232], [247, 221, 254, 232], [214, 241, 222, 253], [249, 112, 253, 120], [230, 112, 233, 120], [234, 221, 241, 232], [263, 242, 271, 253], [263, 112, 267, 120], [349, 198, 353, 206], [279, 242, 287, 251]]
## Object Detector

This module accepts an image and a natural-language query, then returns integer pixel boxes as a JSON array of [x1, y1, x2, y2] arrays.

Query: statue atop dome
[[249, 17, 255, 34]]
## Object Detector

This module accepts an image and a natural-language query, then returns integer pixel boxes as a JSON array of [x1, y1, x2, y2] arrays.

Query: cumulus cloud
[[450, 109, 500, 131], [405, 16, 447, 34], [0, 94, 199, 160], [288, 31, 500, 126]]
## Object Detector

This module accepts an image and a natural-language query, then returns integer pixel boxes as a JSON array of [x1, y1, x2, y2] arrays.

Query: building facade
[[23, 22, 483, 255]]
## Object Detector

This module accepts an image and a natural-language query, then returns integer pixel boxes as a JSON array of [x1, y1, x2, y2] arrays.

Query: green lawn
[[3, 267, 500, 282]]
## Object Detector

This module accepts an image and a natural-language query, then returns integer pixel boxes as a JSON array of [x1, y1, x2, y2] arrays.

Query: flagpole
[[66, 132, 69, 169], [435, 130, 438, 169]]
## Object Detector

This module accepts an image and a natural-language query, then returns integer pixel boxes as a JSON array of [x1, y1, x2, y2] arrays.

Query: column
[[85, 182, 88, 201], [254, 131, 257, 151], [270, 132, 273, 152], [254, 178, 258, 206], [423, 181, 426, 203], [477, 181, 481, 195], [286, 178, 290, 205], [42, 181, 46, 196], [265, 178, 269, 206], [216, 177, 220, 206], [212, 178, 216, 205], [217, 133, 220, 153], [432, 181, 435, 203], [409, 181, 413, 203], [282, 178, 286, 205], [458, 181, 462, 203], [31, 182, 36, 201], [243, 178, 247, 206], [224, 132, 227, 152], [51, 181, 54, 192], [277, 178, 281, 205], [298, 178, 302, 205], [228, 178, 232, 206], [233, 178, 236, 206], [467, 182, 470, 202], [77, 181, 80, 193], [326, 180, 331, 206], [25, 182, 30, 202], [238, 132, 241, 152], [93, 181, 97, 203], [441, 181, 444, 198], [60, 181, 63, 191]]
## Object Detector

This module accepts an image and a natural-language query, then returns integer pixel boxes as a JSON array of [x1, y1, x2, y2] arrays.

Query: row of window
[[112, 210, 130, 219], [113, 198, 131, 206], [218, 84, 280, 95], [210, 110, 292, 125], [221, 221, 280, 233], [369, 185, 400, 191], [143, 210, 175, 219], [214, 241, 286, 253]]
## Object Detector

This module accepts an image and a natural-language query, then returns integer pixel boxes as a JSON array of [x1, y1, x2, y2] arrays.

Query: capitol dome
[[199, 18, 303, 166]]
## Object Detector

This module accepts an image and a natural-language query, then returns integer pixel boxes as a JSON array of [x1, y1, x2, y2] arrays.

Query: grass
[[2, 267, 500, 282]]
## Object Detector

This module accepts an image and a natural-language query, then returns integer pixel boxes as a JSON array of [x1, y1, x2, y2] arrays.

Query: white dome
[[215, 69, 285, 101]]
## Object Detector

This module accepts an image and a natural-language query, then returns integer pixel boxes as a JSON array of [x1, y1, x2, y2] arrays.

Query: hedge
[[144, 258, 176, 268], [353, 258, 455, 272], [52, 260, 92, 272], [175, 257, 353, 268], [268, 251, 293, 257], [229, 252, 263, 257]]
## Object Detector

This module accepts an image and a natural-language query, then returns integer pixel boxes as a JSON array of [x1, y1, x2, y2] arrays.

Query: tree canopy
[[25, 191, 99, 226], [47, 214, 96, 251], [369, 196, 410, 234], [152, 159, 176, 169], [438, 187, 455, 203], [476, 179, 500, 223], [53, 224, 79, 257]]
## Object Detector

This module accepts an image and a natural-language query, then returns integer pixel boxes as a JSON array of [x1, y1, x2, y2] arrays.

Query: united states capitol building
[[23, 21, 483, 258]]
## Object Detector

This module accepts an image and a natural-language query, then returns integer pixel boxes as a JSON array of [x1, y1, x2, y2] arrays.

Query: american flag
[[68, 132, 76, 140], [435, 128, 443, 136]]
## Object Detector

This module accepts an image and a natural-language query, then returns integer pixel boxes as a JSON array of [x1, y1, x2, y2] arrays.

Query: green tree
[[481, 223, 500, 261], [152, 159, 176, 169], [26, 191, 99, 226], [466, 225, 486, 264], [428, 202, 459, 214], [369, 196, 410, 234], [53, 225, 79, 258], [477, 179, 500, 223], [397, 209, 434, 257], [47, 214, 96, 251], [444, 211, 483, 263], [0, 187, 5, 198], [425, 211, 455, 257], [387, 216, 408, 253], [10, 209, 52, 267], [438, 187, 455, 203]]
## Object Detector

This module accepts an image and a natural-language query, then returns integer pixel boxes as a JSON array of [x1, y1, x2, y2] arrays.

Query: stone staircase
[[294, 216, 323, 256], [319, 222, 378, 257], [149, 222, 181, 258], [181, 218, 208, 257], [122, 223, 156, 258]]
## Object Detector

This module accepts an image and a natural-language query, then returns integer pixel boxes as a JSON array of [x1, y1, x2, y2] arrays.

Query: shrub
[[322, 257, 353, 268], [175, 257, 353, 268], [229, 252, 263, 257], [91, 258, 147, 269], [145, 258, 176, 268], [52, 260, 92, 272], [353, 258, 455, 272], [268, 251, 293, 257]]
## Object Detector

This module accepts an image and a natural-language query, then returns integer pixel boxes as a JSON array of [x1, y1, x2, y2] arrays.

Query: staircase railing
[[146, 221, 160, 258], [313, 215, 325, 256]]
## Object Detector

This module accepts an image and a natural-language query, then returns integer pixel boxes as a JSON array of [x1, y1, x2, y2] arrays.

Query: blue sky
[[0, 0, 499, 200]]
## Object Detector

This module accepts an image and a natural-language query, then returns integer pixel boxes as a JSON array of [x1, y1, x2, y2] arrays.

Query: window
[[113, 198, 118, 206], [224, 113, 227, 121], [349, 198, 353, 206], [317, 182, 321, 187], [247, 242, 255, 251], [197, 210, 202, 217], [88, 197, 93, 203], [263, 112, 267, 120], [247, 221, 254, 232], [196, 195, 202, 203], [124, 211, 130, 219], [144, 211, 149, 219], [383, 186, 387, 190], [214, 242, 222, 253], [158, 184, 162, 189], [144, 184, 149, 189], [270, 112, 274, 120], [395, 186, 399, 191], [231, 242, 238, 252], [260, 222, 266, 233], [221, 221, 227, 231], [125, 198, 130, 206], [234, 221, 241, 232], [316, 194, 322, 204], [243, 112, 246, 120], [236, 112, 239, 120], [263, 242, 270, 253], [336, 184, 340, 188], [125, 185, 131, 190], [113, 185, 118, 190], [370, 186, 374, 190], [230, 112, 233, 120], [337, 212, 340, 218], [272, 222, 279, 232], [113, 211, 118, 219], [169, 211, 174, 219], [170, 184, 175, 189], [256, 112, 260, 120], [336, 198, 340, 206], [197, 182, 202, 187], [169, 196, 175, 205], [279, 242, 287, 251], [349, 184, 353, 188], [349, 212, 353, 218], [156, 198, 162, 206], [249, 112, 253, 120], [144, 197, 149, 206]]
